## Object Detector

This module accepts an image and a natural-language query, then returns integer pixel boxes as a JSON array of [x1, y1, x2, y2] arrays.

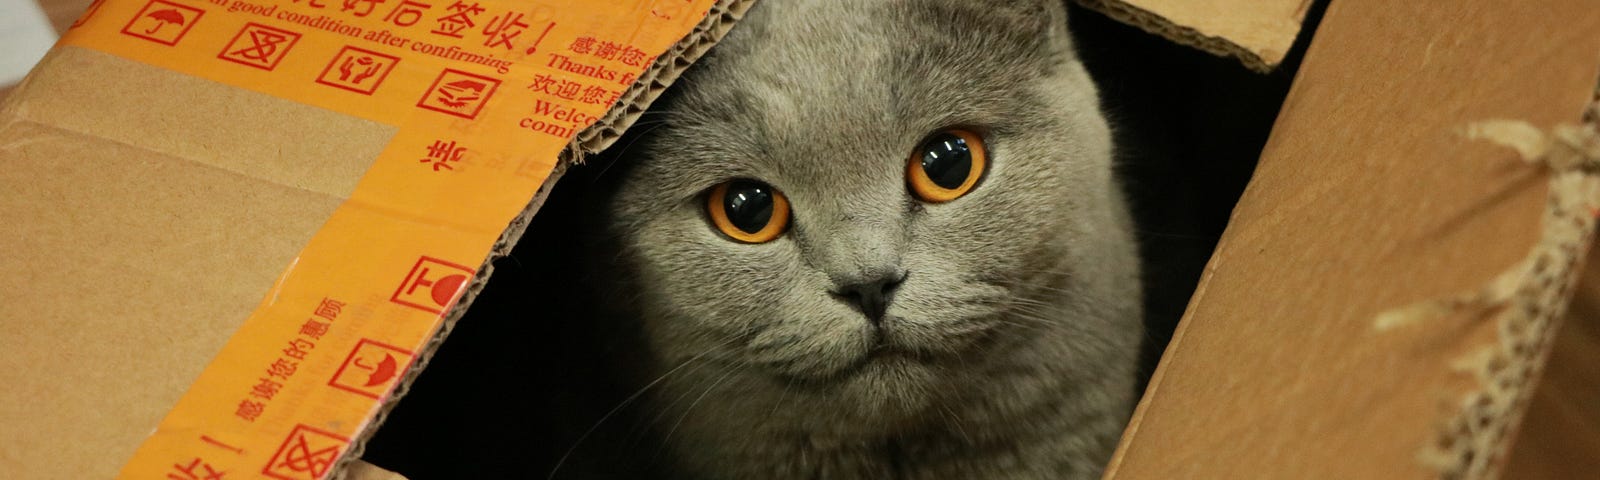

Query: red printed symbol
[[382, 0, 429, 27], [121, 0, 204, 46], [431, 0, 483, 38], [390, 256, 474, 314], [168, 457, 226, 480], [650, 0, 690, 20], [416, 69, 501, 119], [219, 23, 301, 71], [420, 140, 466, 171], [262, 425, 347, 480], [481, 12, 529, 50], [316, 46, 399, 95], [523, 22, 556, 54], [328, 338, 414, 399]]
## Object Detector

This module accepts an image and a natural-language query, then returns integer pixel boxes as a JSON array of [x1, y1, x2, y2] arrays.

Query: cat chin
[[769, 349, 944, 406], [760, 322, 982, 391]]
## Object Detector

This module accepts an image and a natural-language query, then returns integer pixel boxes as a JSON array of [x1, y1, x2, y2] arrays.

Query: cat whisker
[[626, 350, 730, 445], [1006, 310, 1125, 353], [650, 364, 746, 464], [768, 375, 796, 419], [584, 121, 674, 184], [939, 404, 975, 446], [547, 334, 742, 480]]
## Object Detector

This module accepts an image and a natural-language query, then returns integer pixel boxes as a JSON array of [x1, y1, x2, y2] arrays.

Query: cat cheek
[[742, 298, 875, 377], [745, 325, 866, 377]]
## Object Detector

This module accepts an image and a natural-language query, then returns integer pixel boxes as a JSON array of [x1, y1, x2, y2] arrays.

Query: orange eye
[[707, 180, 791, 243], [907, 129, 987, 203]]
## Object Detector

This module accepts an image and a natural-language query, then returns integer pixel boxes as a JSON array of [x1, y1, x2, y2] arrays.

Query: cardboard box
[[0, 0, 746, 477], [4, 0, 1597, 478], [1103, 0, 1600, 478], [360, 0, 1600, 478], [1074, 0, 1311, 72]]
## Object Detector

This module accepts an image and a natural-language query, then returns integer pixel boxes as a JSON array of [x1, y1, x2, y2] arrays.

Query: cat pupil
[[921, 133, 972, 189], [723, 181, 775, 234]]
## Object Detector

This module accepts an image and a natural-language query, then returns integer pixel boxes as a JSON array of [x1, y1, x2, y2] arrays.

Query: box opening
[[357, 3, 1327, 477]]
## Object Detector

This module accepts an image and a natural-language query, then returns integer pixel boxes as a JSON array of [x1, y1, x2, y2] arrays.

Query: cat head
[[591, 0, 1139, 417]]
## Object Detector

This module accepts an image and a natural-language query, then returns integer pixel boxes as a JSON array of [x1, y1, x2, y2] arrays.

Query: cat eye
[[707, 180, 791, 243], [907, 128, 987, 203]]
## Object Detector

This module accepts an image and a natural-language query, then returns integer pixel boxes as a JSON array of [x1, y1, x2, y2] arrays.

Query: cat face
[[597, 0, 1136, 414]]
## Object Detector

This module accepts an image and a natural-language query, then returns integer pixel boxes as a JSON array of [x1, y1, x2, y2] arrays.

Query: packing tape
[[56, 0, 715, 478]]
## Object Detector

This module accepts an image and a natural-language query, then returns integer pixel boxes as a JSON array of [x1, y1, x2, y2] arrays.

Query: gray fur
[[583, 0, 1142, 478]]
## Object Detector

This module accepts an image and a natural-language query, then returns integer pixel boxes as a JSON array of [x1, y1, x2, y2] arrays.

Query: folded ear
[[998, 0, 1070, 25], [903, 0, 1075, 60], [966, 0, 1070, 36]]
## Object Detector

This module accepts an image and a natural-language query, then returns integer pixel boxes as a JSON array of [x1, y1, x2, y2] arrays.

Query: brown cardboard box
[[360, 0, 1600, 478], [3, 0, 1596, 478], [0, 0, 747, 477], [1103, 0, 1600, 478], [1075, 0, 1311, 72]]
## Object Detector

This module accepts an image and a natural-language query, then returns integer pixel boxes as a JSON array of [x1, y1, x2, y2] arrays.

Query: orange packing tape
[[56, 0, 714, 478]]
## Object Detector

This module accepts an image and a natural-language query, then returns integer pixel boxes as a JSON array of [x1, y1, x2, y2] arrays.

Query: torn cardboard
[[1105, 0, 1600, 478], [1500, 86, 1600, 479], [0, 0, 748, 478], [1073, 0, 1311, 72]]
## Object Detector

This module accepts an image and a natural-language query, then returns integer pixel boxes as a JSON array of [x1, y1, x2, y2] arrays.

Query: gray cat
[[575, 0, 1143, 478]]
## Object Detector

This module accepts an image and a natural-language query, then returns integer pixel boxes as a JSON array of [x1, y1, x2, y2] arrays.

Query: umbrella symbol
[[142, 9, 186, 35]]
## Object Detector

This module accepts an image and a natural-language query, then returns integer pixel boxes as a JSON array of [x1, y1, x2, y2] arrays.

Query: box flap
[[0, 0, 749, 477], [1, 48, 389, 478], [1073, 0, 1311, 71], [1105, 0, 1600, 477]]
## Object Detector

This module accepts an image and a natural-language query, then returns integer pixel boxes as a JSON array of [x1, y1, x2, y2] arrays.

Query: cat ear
[[1012, 0, 1074, 48], [985, 0, 1069, 33], [925, 0, 1074, 53]]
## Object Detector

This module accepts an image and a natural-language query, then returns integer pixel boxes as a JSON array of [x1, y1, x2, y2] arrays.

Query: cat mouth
[[777, 343, 928, 387], [760, 315, 989, 387]]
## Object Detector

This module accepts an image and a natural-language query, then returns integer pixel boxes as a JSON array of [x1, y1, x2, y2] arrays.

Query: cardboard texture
[[1502, 93, 1600, 479], [6, 0, 1597, 478], [1073, 0, 1310, 72], [0, 0, 747, 478], [3, 49, 390, 479], [1105, 0, 1600, 478]]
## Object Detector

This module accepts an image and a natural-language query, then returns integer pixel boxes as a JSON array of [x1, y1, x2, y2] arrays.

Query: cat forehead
[[658, 1, 1063, 155]]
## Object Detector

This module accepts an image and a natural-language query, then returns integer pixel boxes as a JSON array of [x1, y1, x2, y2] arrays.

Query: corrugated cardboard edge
[[1070, 0, 1308, 72], [574, 1, 752, 156], [331, 0, 754, 476], [1411, 93, 1600, 480]]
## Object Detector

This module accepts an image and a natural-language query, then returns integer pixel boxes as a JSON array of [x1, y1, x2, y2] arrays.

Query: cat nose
[[834, 271, 906, 324]]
